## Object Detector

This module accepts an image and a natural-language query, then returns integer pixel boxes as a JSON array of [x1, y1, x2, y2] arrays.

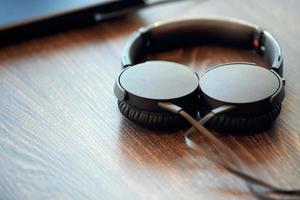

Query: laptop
[[0, 0, 145, 45]]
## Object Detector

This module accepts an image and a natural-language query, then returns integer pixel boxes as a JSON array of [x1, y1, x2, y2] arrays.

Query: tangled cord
[[158, 102, 300, 200]]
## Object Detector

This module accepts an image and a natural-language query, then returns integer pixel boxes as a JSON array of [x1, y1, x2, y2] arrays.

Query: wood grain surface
[[1, 0, 300, 199]]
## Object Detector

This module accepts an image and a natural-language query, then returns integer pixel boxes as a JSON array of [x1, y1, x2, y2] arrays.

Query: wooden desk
[[1, 1, 300, 199]]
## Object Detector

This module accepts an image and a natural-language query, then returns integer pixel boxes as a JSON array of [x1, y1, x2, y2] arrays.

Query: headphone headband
[[121, 18, 283, 76]]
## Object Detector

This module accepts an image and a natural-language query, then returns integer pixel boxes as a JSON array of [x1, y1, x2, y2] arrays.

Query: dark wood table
[[1, 0, 300, 199]]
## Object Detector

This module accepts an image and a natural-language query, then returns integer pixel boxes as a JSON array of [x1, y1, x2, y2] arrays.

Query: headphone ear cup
[[118, 101, 189, 130], [202, 104, 282, 133]]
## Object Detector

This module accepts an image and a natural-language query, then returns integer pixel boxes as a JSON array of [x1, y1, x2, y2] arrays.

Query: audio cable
[[158, 102, 300, 200]]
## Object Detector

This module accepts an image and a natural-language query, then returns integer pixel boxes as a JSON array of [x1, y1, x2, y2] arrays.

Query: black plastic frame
[[121, 18, 283, 76]]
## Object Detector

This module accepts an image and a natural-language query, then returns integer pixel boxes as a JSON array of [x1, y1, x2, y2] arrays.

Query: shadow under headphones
[[114, 18, 285, 133]]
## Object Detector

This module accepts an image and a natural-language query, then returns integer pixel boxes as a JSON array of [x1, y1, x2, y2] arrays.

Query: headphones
[[114, 18, 285, 132], [113, 18, 300, 199]]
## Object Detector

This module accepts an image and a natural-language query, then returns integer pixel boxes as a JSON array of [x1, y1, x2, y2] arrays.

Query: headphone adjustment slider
[[138, 27, 152, 49], [253, 30, 265, 55]]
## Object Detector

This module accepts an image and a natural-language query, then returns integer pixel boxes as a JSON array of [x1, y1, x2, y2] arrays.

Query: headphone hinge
[[253, 30, 265, 55], [138, 27, 152, 49]]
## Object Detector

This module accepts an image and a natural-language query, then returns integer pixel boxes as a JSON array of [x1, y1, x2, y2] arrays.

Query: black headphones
[[114, 18, 285, 132], [113, 18, 300, 199]]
